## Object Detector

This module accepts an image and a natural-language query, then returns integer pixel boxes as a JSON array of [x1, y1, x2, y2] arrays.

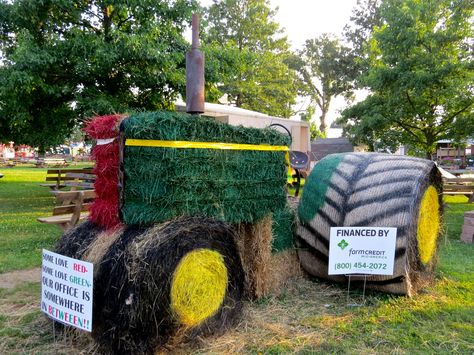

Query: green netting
[[271, 207, 296, 252], [120, 111, 290, 226]]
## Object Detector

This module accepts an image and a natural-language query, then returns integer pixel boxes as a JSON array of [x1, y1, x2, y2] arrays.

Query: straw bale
[[266, 249, 303, 295], [82, 226, 124, 277], [91, 225, 149, 354], [236, 215, 273, 299], [296, 153, 443, 295], [271, 206, 296, 252]]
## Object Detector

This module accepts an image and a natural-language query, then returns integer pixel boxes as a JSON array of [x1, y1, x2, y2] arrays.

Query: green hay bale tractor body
[[119, 110, 294, 249]]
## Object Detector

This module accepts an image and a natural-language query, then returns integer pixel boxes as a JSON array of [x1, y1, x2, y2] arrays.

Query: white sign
[[328, 227, 397, 276], [41, 249, 93, 332]]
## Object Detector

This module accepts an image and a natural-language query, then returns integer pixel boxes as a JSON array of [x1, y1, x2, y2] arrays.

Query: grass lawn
[[0, 166, 473, 354], [0, 166, 61, 273], [0, 164, 92, 273]]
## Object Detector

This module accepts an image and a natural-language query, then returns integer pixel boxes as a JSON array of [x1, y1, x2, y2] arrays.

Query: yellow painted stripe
[[125, 139, 290, 152]]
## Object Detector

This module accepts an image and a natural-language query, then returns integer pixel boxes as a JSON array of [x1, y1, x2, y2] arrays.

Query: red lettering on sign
[[73, 263, 88, 273]]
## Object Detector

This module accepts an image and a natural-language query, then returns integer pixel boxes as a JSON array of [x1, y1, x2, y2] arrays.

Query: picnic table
[[438, 166, 474, 203], [443, 177, 474, 203]]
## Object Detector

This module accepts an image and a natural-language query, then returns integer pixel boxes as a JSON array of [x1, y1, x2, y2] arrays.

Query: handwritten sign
[[328, 227, 397, 276], [41, 249, 93, 332]]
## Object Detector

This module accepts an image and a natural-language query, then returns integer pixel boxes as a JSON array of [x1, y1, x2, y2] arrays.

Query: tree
[[339, 0, 474, 158], [203, 0, 297, 117], [343, 0, 383, 80], [290, 34, 356, 134], [0, 0, 195, 152]]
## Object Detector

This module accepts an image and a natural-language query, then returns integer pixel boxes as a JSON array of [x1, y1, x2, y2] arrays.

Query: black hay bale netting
[[119, 111, 290, 226], [296, 153, 443, 296], [55, 221, 104, 260]]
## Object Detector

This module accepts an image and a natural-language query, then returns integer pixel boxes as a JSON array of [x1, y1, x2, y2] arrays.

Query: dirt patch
[[0, 268, 41, 289]]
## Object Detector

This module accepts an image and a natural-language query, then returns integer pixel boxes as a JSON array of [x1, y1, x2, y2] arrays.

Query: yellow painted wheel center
[[417, 186, 440, 264], [170, 249, 228, 327]]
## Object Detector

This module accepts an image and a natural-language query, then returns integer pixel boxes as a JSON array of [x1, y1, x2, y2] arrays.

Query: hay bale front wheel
[[296, 153, 442, 295]]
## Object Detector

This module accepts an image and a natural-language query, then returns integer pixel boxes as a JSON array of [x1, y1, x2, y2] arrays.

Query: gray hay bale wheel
[[296, 153, 442, 295]]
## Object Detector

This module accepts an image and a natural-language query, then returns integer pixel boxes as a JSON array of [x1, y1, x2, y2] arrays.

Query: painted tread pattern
[[296, 153, 442, 295]]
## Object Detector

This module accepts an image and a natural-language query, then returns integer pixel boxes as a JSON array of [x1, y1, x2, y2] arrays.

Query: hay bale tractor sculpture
[[54, 15, 443, 354]]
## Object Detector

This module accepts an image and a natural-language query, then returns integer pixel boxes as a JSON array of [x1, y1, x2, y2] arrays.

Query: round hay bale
[[89, 217, 244, 354], [55, 221, 104, 259], [296, 153, 442, 295], [90, 225, 148, 354], [127, 217, 244, 345]]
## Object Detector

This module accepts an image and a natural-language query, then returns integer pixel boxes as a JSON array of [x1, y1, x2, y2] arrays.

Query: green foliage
[[290, 34, 357, 134], [203, 0, 297, 117], [343, 0, 383, 79], [310, 122, 326, 140], [0, 0, 196, 150], [340, 0, 474, 156]]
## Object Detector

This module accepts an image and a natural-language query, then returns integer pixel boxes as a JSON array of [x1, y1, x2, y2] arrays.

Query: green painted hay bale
[[271, 206, 296, 252], [120, 111, 290, 226], [296, 153, 443, 295]]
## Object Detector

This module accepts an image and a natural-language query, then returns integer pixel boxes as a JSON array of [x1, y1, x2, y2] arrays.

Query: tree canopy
[[339, 0, 474, 157], [290, 34, 356, 134], [0, 0, 195, 151], [203, 0, 297, 117]]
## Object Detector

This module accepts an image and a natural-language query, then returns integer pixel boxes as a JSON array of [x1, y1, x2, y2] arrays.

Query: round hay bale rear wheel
[[127, 216, 245, 350], [296, 153, 442, 295]]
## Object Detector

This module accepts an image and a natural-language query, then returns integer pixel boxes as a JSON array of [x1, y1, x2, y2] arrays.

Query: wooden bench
[[40, 168, 94, 191], [443, 177, 474, 203], [64, 172, 95, 190], [37, 190, 95, 230]]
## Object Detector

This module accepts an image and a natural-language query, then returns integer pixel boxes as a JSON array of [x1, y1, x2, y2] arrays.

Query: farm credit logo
[[338, 239, 349, 250], [329, 227, 397, 276]]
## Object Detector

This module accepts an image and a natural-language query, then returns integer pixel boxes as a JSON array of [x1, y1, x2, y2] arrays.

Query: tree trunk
[[319, 111, 327, 134], [37, 144, 46, 159], [236, 93, 242, 107]]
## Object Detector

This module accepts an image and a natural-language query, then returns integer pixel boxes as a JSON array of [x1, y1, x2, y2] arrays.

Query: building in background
[[310, 137, 354, 165], [175, 101, 311, 153]]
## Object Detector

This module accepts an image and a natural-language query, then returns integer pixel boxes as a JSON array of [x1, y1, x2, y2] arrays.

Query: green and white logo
[[338, 239, 349, 250]]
